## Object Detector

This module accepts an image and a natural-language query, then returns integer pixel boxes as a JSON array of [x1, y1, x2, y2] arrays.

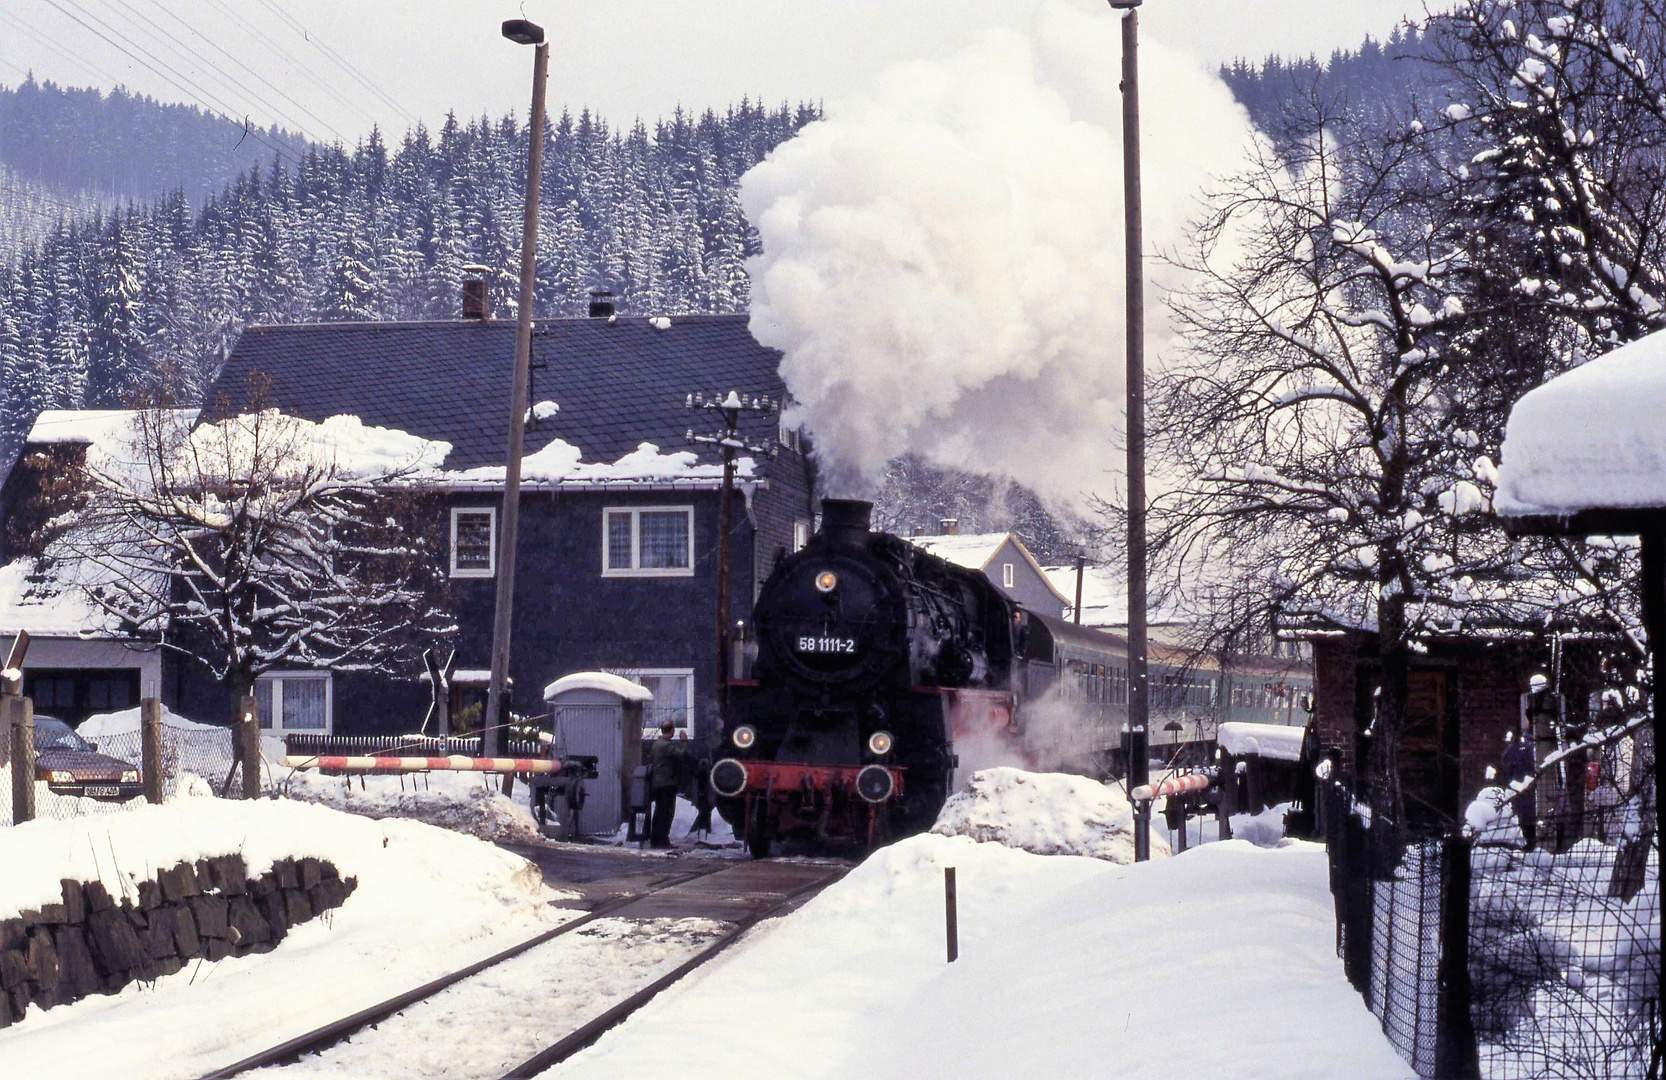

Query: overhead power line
[[252, 0, 418, 128], [0, 8, 126, 89], [39, 0, 308, 163], [137, 0, 348, 145], [197, 0, 382, 135]]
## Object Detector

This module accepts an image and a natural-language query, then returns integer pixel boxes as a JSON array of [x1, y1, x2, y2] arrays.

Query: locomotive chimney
[[939, 517, 959, 535], [820, 498, 873, 548]]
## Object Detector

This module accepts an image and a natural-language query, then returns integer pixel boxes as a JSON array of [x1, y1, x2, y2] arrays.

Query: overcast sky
[[0, 1, 1425, 147]]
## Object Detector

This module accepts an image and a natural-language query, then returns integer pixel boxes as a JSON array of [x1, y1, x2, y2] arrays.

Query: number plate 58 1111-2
[[796, 636, 856, 654]]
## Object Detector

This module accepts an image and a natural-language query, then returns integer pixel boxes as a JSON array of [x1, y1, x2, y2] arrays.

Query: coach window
[[603, 506, 695, 577], [255, 671, 332, 735], [450, 507, 496, 578]]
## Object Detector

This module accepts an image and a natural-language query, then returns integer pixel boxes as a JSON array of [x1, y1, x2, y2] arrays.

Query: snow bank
[[1497, 326, 1666, 513], [1219, 720, 1306, 762], [1231, 801, 1294, 848], [1464, 785, 1525, 845], [931, 766, 1171, 863], [78, 703, 221, 739], [551, 835, 1416, 1080], [0, 796, 570, 1078], [278, 769, 546, 844]]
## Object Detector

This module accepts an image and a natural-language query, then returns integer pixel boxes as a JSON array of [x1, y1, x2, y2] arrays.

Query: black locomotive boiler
[[711, 498, 1114, 857]]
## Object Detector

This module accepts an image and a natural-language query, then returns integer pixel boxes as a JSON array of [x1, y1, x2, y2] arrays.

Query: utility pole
[[486, 19, 549, 759], [687, 391, 778, 727], [1110, 0, 1150, 861]]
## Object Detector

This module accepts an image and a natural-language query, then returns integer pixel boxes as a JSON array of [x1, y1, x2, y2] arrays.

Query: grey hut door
[[552, 697, 626, 834]]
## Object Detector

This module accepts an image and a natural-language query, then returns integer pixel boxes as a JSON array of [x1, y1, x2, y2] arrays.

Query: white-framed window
[[603, 506, 694, 577], [255, 670, 333, 734], [450, 507, 497, 578], [792, 520, 810, 552], [1001, 562, 1015, 588], [624, 668, 696, 735]]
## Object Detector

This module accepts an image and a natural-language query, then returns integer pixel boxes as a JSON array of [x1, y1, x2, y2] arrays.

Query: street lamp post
[[484, 18, 549, 760], [1108, 0, 1150, 861]]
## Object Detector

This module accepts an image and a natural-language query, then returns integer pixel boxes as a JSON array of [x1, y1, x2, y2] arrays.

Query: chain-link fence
[[1320, 769, 1662, 1080], [3, 713, 244, 826]]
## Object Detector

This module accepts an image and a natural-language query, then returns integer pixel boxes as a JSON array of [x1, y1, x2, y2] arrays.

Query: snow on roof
[[904, 533, 1010, 570], [448, 440, 754, 486], [25, 409, 199, 451], [1217, 721, 1306, 762], [0, 557, 129, 637], [543, 671, 655, 702], [1497, 327, 1666, 515]]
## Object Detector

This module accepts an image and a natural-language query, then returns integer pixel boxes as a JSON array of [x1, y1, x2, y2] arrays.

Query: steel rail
[[195, 863, 731, 1080], [500, 866, 848, 1078]]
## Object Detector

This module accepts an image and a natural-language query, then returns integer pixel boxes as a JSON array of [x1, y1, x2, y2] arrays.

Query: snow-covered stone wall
[[0, 852, 354, 1026]]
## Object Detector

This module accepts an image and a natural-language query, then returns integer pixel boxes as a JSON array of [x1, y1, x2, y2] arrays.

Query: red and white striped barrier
[[1130, 772, 1214, 803], [282, 755, 561, 774]]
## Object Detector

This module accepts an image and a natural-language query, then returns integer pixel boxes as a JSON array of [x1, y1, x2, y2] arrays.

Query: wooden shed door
[[1400, 669, 1452, 825]]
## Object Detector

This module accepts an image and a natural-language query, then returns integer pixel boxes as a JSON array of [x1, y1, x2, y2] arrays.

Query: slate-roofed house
[[903, 529, 1072, 617], [169, 308, 814, 739]]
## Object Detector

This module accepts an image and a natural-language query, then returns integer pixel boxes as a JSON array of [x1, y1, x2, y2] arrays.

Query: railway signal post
[[1110, 0, 1151, 860], [687, 391, 778, 725]]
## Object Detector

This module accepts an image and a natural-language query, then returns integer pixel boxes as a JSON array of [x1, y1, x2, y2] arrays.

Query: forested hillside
[[0, 98, 819, 461], [0, 77, 305, 205]]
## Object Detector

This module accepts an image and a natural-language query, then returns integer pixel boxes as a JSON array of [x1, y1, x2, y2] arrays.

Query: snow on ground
[[603, 796, 738, 850], [1231, 801, 1295, 848], [277, 768, 548, 844], [543, 834, 1416, 1080], [0, 795, 575, 1080], [1496, 325, 1666, 513], [931, 766, 1170, 862], [253, 917, 727, 1080]]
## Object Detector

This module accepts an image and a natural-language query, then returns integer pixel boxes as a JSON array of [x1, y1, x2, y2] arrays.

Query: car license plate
[[84, 785, 121, 798], [796, 635, 857, 654]]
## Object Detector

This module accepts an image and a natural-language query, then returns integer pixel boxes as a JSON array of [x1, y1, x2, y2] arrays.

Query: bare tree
[[1152, 104, 1628, 827], [51, 391, 453, 718]]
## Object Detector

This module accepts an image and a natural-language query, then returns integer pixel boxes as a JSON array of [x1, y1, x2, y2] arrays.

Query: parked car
[[32, 717, 143, 800]]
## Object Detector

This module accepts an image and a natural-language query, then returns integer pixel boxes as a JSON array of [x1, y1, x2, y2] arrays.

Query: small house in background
[[0, 410, 197, 724], [905, 527, 1073, 616]]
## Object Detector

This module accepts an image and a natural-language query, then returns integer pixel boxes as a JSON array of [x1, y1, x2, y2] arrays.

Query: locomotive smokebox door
[[542, 671, 654, 836]]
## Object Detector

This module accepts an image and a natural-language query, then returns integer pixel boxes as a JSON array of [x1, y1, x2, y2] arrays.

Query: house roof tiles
[[210, 315, 789, 475]]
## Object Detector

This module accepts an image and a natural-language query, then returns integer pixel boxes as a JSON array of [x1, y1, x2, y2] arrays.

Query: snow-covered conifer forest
[[0, 92, 820, 470]]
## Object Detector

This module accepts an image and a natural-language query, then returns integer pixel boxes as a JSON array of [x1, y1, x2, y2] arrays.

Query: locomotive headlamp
[[711, 759, 748, 798], [814, 570, 838, 593], [732, 724, 758, 749], [867, 730, 894, 756], [855, 763, 895, 803]]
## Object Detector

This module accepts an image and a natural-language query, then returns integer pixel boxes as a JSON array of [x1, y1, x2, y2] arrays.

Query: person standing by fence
[[1501, 727, 1537, 847]]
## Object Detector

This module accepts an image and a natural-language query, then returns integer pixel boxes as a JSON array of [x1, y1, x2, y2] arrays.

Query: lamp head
[[502, 19, 545, 45]]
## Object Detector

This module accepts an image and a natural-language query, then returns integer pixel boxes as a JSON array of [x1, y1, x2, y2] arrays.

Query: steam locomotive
[[709, 499, 1312, 857]]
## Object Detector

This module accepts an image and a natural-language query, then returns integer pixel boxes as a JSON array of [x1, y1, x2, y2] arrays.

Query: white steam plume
[[741, 0, 1264, 507]]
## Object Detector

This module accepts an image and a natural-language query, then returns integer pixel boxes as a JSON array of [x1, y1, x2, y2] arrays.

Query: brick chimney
[[462, 264, 491, 320], [588, 288, 616, 318]]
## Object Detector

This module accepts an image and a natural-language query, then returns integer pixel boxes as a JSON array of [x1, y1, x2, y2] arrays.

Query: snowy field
[[546, 835, 1416, 1080], [0, 797, 578, 1080]]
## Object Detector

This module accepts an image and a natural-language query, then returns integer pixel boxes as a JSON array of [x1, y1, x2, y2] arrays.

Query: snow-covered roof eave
[[436, 477, 768, 494], [543, 670, 655, 702]]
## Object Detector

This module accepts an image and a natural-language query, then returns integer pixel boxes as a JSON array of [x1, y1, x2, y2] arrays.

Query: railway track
[[195, 857, 845, 1080]]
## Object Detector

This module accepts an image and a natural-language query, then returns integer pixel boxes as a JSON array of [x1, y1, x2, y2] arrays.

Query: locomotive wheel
[[747, 799, 772, 860]]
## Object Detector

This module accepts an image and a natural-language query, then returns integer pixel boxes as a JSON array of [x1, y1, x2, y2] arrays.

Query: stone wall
[[0, 853, 355, 1026]]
